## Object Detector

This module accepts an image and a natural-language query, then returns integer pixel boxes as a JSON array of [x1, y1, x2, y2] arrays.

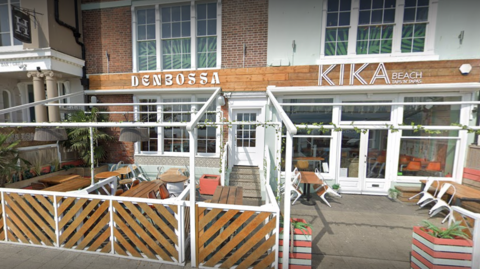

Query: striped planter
[[279, 218, 312, 269], [411, 226, 473, 269]]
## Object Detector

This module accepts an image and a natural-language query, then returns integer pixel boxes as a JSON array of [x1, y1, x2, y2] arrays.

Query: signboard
[[131, 72, 220, 87], [11, 6, 31, 44], [318, 63, 423, 86]]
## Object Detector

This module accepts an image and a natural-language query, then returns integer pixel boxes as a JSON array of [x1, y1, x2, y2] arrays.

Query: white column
[[45, 71, 62, 122], [27, 71, 47, 122], [282, 132, 293, 267]]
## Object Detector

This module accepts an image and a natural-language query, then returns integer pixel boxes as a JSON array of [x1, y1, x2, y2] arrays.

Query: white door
[[338, 129, 389, 194], [233, 110, 260, 166]]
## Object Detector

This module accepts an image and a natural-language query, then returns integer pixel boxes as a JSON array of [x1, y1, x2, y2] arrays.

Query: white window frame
[[1, 89, 12, 122], [131, 0, 222, 73], [319, 0, 439, 64], [134, 94, 220, 157], [0, 0, 23, 52]]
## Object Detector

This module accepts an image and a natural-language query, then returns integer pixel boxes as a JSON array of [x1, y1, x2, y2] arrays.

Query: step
[[229, 173, 260, 181], [243, 188, 262, 198], [231, 166, 260, 174], [229, 180, 260, 189]]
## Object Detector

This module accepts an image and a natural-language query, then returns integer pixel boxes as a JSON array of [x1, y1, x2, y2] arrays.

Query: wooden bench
[[462, 168, 480, 213], [394, 186, 421, 203]]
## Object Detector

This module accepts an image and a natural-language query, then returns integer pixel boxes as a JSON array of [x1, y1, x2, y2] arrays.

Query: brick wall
[[83, 6, 132, 74], [222, 0, 268, 69], [96, 95, 135, 163]]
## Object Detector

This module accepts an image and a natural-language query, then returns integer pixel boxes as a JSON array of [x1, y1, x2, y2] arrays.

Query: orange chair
[[402, 161, 421, 174], [412, 157, 428, 167], [296, 160, 309, 171], [368, 155, 386, 177], [115, 189, 124, 196], [399, 156, 411, 165], [425, 162, 442, 176]]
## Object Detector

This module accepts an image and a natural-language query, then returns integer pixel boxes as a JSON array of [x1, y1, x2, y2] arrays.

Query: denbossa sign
[[132, 72, 220, 87]]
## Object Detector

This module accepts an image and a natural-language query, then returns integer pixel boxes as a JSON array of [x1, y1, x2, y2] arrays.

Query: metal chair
[[313, 168, 341, 207], [428, 183, 456, 224], [410, 177, 439, 206]]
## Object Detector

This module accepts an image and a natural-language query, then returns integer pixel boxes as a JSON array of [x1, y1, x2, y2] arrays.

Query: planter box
[[279, 218, 312, 269], [199, 174, 220, 195], [411, 226, 473, 269]]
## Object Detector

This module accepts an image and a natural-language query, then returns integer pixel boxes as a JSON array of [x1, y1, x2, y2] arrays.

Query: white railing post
[[282, 132, 293, 267], [53, 195, 59, 247], [188, 130, 198, 267], [1, 191, 7, 241], [178, 202, 185, 263], [109, 199, 115, 254]]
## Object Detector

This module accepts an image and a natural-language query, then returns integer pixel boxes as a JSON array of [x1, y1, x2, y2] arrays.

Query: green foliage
[[332, 183, 340, 190], [388, 188, 401, 199], [0, 132, 30, 186], [64, 108, 113, 167], [421, 220, 470, 240]]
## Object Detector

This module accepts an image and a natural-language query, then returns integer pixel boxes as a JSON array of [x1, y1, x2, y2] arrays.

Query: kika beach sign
[[318, 62, 423, 85]]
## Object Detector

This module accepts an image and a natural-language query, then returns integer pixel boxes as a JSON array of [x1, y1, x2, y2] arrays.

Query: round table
[[94, 171, 120, 180], [160, 174, 188, 196]]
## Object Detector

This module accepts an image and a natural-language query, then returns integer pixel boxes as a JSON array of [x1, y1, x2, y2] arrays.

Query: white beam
[[266, 89, 297, 135]]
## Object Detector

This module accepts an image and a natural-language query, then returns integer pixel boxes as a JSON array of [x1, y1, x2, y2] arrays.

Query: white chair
[[291, 169, 303, 205], [156, 166, 164, 180], [429, 183, 456, 224], [409, 177, 438, 207], [115, 161, 124, 170], [313, 168, 341, 207]]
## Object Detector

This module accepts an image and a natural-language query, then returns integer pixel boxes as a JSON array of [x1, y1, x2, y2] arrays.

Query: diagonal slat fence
[[0, 188, 187, 266]]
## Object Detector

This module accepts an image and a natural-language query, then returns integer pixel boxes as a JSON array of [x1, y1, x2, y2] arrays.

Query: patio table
[[294, 157, 325, 171], [160, 167, 186, 177], [210, 186, 243, 205], [94, 171, 121, 180], [120, 180, 164, 198], [420, 179, 480, 206], [300, 171, 325, 205], [114, 165, 137, 179], [38, 174, 81, 185], [43, 178, 91, 192]]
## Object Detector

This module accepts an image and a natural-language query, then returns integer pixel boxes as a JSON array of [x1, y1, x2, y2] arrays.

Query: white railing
[[221, 142, 228, 186], [0, 187, 188, 266], [74, 176, 118, 195], [264, 145, 271, 187], [452, 206, 480, 269]]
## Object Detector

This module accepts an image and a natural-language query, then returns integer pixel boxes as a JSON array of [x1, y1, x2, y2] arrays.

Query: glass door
[[233, 110, 259, 166], [338, 129, 389, 194]]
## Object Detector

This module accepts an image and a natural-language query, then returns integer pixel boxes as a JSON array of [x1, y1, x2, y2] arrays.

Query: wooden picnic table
[[94, 171, 121, 180], [420, 179, 480, 206], [300, 171, 324, 204], [43, 178, 91, 192], [121, 180, 164, 198], [38, 174, 81, 185], [114, 165, 137, 179], [160, 168, 186, 177], [210, 186, 243, 205]]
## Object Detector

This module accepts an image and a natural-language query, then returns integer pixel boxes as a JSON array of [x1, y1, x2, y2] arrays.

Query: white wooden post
[[282, 132, 293, 267], [189, 129, 197, 266], [90, 127, 94, 185]]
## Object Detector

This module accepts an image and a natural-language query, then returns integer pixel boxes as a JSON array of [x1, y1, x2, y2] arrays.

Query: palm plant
[[0, 132, 30, 186], [421, 220, 470, 240], [64, 108, 113, 167]]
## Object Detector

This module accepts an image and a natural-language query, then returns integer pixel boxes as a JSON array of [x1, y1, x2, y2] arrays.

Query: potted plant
[[279, 217, 312, 268], [388, 188, 401, 200], [0, 132, 30, 186], [411, 220, 473, 268], [332, 183, 340, 192]]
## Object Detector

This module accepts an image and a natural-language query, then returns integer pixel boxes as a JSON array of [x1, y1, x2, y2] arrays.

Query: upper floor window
[[134, 2, 218, 72], [323, 0, 434, 58], [0, 0, 21, 47]]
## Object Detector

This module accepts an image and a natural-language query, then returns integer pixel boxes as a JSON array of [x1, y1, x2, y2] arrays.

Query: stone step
[[243, 188, 262, 198], [229, 173, 260, 180], [229, 180, 259, 189], [231, 166, 260, 175]]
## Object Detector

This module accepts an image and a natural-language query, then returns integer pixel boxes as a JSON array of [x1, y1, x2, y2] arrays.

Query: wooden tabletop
[[160, 174, 188, 183], [121, 180, 164, 198], [44, 178, 91, 192], [114, 165, 137, 176], [161, 168, 186, 176], [211, 186, 243, 205], [294, 157, 325, 161], [300, 171, 325, 185], [420, 179, 480, 201], [38, 174, 81, 185], [95, 171, 121, 180]]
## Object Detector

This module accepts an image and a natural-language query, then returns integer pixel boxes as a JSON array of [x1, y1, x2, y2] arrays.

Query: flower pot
[[411, 226, 473, 269], [279, 218, 312, 269]]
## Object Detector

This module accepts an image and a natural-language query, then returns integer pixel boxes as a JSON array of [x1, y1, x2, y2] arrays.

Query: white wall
[[267, 0, 480, 65], [435, 0, 480, 60], [267, 0, 324, 66]]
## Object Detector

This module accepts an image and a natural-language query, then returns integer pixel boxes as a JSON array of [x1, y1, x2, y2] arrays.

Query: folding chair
[[429, 183, 456, 224], [410, 177, 439, 207], [313, 168, 341, 207]]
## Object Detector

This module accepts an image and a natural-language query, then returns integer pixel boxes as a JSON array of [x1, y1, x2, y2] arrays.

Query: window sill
[[135, 153, 219, 158], [317, 53, 439, 65]]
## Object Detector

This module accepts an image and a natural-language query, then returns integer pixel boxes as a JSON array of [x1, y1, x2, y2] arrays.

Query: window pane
[[403, 8, 415, 22], [342, 101, 391, 121], [147, 9, 155, 24], [336, 42, 348, 55], [328, 0, 339, 12], [182, 22, 190, 37], [172, 6, 181, 22], [284, 98, 333, 125], [385, 0, 396, 8], [340, 0, 351, 11], [372, 0, 383, 9], [137, 9, 146, 24], [359, 10, 370, 24], [357, 40, 368, 54], [337, 27, 349, 41], [414, 23, 426, 37], [207, 3, 216, 18], [207, 19, 216, 35], [418, 0, 429, 6], [162, 8, 170, 22], [182, 5, 190, 20], [197, 4, 206, 20], [325, 42, 336, 56], [383, 9, 395, 23], [405, 0, 416, 7], [403, 97, 461, 126], [360, 0, 371, 10], [398, 138, 456, 177], [197, 20, 206, 36], [368, 40, 380, 54], [402, 24, 413, 38], [172, 22, 181, 38], [325, 28, 337, 42], [327, 13, 338, 26], [401, 38, 412, 53], [338, 12, 350, 26], [138, 26, 146, 40], [146, 25, 155, 39], [412, 38, 425, 52], [162, 23, 171, 38], [416, 7, 428, 21], [381, 39, 392, 53]]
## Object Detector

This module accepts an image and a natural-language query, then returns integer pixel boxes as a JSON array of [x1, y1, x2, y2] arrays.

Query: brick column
[[45, 71, 62, 122], [27, 71, 47, 123]]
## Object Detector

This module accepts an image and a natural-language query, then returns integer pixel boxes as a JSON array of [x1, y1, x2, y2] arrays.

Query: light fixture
[[119, 127, 149, 142], [34, 127, 68, 141], [459, 64, 472, 75], [217, 95, 225, 106]]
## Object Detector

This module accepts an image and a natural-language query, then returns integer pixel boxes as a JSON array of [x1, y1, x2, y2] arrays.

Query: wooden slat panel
[[202, 212, 271, 266], [87, 226, 111, 252], [199, 211, 255, 262], [124, 202, 178, 259], [113, 228, 143, 258], [34, 195, 54, 216], [57, 197, 76, 216], [138, 203, 178, 245], [114, 242, 127, 256], [100, 239, 112, 253], [60, 199, 101, 243], [253, 251, 276, 269], [67, 205, 110, 249], [23, 194, 55, 228], [199, 209, 239, 246], [237, 234, 276, 269], [6, 218, 30, 244], [113, 202, 173, 261], [5, 194, 54, 245], [152, 204, 178, 230], [220, 216, 277, 268], [199, 209, 223, 230]]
